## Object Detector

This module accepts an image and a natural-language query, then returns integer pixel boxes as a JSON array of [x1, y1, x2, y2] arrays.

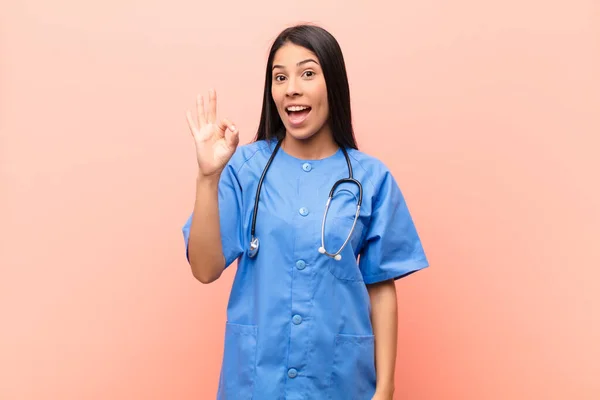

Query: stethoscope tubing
[[248, 138, 362, 260]]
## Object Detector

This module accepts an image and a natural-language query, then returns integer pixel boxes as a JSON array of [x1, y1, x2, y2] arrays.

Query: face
[[271, 42, 330, 141]]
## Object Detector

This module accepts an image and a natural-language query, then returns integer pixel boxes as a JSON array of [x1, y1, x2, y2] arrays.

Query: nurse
[[182, 24, 429, 400]]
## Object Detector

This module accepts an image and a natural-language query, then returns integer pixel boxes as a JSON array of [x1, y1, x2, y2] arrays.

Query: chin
[[283, 128, 318, 141], [282, 121, 330, 142]]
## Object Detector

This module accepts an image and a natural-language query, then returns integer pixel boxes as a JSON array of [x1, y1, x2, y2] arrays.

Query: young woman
[[182, 24, 428, 400]]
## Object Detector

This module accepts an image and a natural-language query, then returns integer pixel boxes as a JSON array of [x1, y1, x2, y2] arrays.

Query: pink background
[[1, 1, 599, 399]]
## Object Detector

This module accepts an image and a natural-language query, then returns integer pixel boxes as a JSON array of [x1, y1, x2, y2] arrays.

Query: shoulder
[[345, 148, 396, 193], [226, 140, 274, 174]]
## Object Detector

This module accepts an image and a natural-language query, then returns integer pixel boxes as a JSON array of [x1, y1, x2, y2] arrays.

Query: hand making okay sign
[[186, 89, 240, 178]]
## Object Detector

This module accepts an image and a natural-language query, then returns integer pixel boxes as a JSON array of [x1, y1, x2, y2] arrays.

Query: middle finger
[[207, 89, 217, 123]]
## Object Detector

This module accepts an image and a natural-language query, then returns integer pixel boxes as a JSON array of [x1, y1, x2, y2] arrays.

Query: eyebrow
[[272, 58, 319, 70]]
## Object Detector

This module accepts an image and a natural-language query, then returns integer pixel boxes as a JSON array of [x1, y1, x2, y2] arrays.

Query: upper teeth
[[287, 106, 309, 112]]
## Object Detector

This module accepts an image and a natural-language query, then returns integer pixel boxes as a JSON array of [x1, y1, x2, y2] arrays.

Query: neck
[[281, 128, 338, 160]]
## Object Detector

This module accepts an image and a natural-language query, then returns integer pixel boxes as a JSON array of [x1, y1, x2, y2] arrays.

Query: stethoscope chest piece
[[248, 236, 259, 258]]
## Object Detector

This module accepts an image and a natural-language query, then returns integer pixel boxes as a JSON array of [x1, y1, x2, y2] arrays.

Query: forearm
[[367, 279, 398, 396], [187, 174, 226, 283]]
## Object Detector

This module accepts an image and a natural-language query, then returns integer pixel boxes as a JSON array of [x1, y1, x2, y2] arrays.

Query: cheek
[[318, 94, 329, 119], [271, 88, 282, 109], [316, 86, 328, 115]]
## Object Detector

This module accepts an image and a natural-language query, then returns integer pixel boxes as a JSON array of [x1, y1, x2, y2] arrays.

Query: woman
[[182, 24, 428, 400]]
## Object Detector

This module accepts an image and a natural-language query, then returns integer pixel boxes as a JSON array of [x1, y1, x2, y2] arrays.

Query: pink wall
[[1, 1, 599, 399]]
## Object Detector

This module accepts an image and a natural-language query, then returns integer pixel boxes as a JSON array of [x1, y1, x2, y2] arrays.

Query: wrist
[[196, 172, 221, 186], [375, 383, 395, 397]]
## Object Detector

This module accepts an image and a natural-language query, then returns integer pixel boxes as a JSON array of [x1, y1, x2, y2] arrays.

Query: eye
[[303, 70, 315, 78], [274, 75, 286, 82]]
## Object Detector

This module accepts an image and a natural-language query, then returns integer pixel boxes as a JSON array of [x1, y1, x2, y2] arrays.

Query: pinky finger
[[186, 111, 197, 137]]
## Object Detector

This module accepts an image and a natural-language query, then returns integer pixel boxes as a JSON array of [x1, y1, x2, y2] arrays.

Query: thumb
[[221, 118, 240, 149]]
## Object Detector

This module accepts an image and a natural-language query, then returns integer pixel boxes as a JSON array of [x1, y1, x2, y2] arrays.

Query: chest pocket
[[318, 187, 366, 282]]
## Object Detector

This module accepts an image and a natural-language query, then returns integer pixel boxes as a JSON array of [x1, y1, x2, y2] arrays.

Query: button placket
[[287, 162, 314, 387]]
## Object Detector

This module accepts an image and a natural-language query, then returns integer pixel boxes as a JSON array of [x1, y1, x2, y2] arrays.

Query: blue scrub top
[[182, 139, 428, 400]]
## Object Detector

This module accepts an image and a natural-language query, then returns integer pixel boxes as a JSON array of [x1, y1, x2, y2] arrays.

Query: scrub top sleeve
[[181, 159, 245, 270], [359, 171, 429, 284]]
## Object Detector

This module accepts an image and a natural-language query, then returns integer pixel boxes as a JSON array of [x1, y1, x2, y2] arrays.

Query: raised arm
[[185, 89, 239, 283]]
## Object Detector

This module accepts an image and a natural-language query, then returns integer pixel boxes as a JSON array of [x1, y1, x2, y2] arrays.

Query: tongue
[[289, 109, 311, 124]]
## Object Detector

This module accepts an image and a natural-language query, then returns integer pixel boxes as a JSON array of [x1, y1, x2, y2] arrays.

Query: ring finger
[[196, 94, 207, 127]]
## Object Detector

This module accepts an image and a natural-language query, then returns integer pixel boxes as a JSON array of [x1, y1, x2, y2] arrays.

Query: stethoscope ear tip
[[318, 246, 342, 261]]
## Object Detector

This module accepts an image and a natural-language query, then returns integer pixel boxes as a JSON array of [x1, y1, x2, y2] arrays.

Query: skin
[[270, 42, 338, 160], [185, 89, 239, 283], [185, 42, 398, 398], [368, 280, 398, 399]]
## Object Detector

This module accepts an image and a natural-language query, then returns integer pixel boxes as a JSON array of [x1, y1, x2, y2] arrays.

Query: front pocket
[[325, 217, 365, 281], [218, 322, 258, 399], [330, 334, 376, 400]]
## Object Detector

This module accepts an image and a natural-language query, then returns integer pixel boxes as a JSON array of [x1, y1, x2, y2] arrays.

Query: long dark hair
[[253, 24, 358, 150]]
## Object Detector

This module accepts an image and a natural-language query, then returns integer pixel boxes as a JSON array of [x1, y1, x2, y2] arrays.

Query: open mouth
[[286, 106, 312, 126]]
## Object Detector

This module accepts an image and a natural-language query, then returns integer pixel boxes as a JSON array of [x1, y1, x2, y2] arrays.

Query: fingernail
[[229, 125, 236, 132]]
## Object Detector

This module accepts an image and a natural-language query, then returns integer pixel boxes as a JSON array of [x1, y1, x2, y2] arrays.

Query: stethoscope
[[248, 139, 363, 261]]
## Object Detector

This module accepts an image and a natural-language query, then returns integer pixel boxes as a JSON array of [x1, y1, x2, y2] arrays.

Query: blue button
[[288, 368, 298, 378], [292, 314, 302, 325], [302, 163, 312, 172], [299, 207, 309, 216], [296, 260, 306, 270]]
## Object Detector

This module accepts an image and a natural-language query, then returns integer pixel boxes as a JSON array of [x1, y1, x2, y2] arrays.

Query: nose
[[285, 76, 302, 97]]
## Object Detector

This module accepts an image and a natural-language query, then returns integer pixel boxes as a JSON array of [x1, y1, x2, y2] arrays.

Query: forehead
[[272, 43, 319, 66]]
